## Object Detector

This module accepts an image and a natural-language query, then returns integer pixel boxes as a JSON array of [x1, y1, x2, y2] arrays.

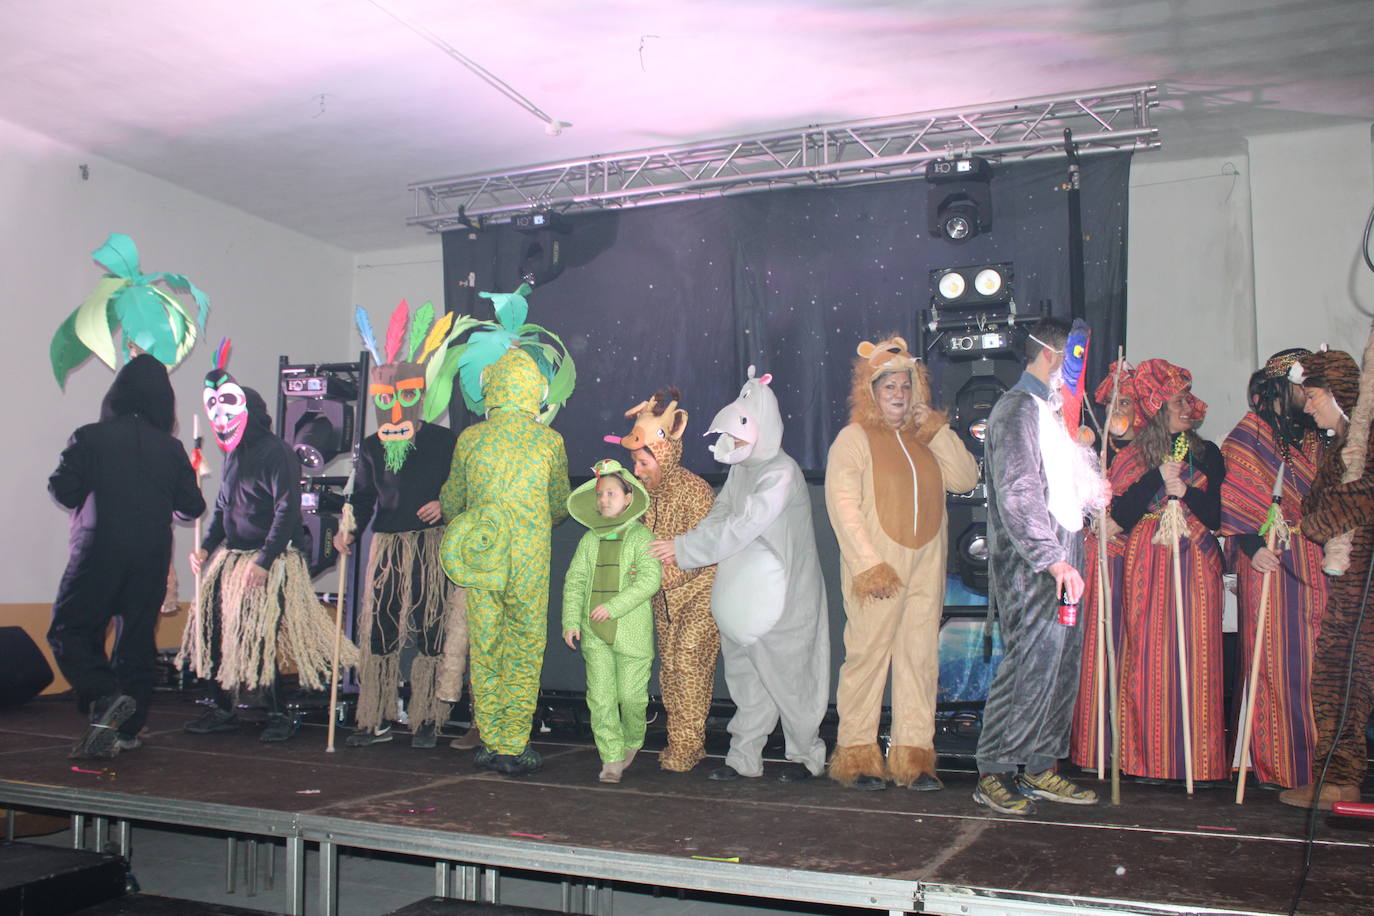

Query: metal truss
[[409, 84, 1159, 230]]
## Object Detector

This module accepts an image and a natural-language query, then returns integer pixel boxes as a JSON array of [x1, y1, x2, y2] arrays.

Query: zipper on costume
[[894, 429, 920, 536]]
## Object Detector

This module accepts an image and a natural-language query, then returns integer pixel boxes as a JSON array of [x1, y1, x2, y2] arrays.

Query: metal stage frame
[[407, 85, 1159, 231], [2, 780, 1262, 916]]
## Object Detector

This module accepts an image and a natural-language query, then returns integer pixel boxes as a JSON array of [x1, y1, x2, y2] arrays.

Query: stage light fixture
[[930, 263, 1014, 309], [281, 369, 356, 471], [926, 156, 993, 244], [954, 521, 990, 592]]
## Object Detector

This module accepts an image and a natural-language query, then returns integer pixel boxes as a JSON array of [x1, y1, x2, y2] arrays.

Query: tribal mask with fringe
[[355, 300, 454, 472]]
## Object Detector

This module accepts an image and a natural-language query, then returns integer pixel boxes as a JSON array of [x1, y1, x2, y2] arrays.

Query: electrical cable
[[1362, 200, 1374, 274]]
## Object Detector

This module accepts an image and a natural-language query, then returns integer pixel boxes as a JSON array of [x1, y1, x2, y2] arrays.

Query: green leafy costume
[[440, 347, 571, 756], [562, 459, 662, 764]]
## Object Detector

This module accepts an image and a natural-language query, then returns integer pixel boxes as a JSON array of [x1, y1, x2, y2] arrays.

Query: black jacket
[[49, 355, 206, 564], [200, 388, 306, 569]]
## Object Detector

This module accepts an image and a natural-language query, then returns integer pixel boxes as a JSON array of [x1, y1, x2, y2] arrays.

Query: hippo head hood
[[704, 366, 782, 467]]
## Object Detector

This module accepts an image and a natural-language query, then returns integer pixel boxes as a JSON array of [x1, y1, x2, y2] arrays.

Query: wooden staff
[[1235, 464, 1289, 803], [325, 480, 356, 754], [1092, 359, 1125, 780], [1100, 348, 1127, 805], [1152, 434, 1194, 795], [190, 415, 208, 614]]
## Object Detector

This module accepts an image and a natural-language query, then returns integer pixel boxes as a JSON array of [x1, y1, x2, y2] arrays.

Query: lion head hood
[[847, 335, 945, 438]]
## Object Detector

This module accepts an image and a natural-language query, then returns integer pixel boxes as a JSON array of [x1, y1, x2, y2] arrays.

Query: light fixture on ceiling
[[925, 156, 993, 244]]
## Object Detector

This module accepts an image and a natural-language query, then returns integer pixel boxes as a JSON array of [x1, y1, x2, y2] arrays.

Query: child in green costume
[[561, 459, 662, 783]]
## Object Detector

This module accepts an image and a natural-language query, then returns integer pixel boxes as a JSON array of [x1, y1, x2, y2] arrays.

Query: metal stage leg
[[4, 808, 15, 842], [117, 820, 131, 859], [71, 814, 86, 850], [247, 839, 258, 896], [285, 835, 306, 916], [226, 837, 237, 893], [460, 864, 478, 901], [93, 816, 109, 855], [434, 862, 450, 898], [482, 867, 499, 905], [319, 839, 338, 916], [266, 838, 276, 889]]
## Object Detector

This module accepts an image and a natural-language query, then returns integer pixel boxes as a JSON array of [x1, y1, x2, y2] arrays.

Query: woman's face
[[873, 371, 913, 426], [1164, 390, 1196, 434], [1302, 386, 1346, 432]]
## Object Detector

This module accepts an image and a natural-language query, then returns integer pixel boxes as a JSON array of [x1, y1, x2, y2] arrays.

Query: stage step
[[386, 897, 557, 914], [74, 894, 280, 914], [0, 841, 126, 915]]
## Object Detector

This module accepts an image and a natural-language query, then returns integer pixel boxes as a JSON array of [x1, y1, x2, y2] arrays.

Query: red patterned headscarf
[[1133, 358, 1208, 424], [1094, 360, 1135, 406]]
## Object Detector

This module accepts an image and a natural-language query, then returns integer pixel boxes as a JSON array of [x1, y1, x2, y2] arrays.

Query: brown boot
[[449, 726, 482, 750], [1278, 782, 1362, 811]]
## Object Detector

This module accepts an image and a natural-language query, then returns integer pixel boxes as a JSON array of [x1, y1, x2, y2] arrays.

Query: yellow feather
[[418, 311, 455, 364]]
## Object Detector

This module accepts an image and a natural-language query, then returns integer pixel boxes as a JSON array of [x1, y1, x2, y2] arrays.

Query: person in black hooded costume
[[49, 354, 206, 758], [182, 347, 357, 742]]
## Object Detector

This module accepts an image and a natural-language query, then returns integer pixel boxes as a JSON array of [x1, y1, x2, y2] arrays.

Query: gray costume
[[675, 367, 830, 777], [976, 371, 1087, 775]]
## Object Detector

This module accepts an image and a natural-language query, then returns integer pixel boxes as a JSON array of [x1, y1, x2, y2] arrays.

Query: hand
[[241, 562, 268, 591], [1160, 461, 1186, 498], [1251, 546, 1281, 574], [189, 548, 208, 575], [1048, 561, 1085, 606], [1100, 516, 1124, 540], [563, 629, 580, 650], [416, 500, 443, 525], [332, 530, 354, 555], [590, 605, 611, 622], [649, 539, 677, 566]]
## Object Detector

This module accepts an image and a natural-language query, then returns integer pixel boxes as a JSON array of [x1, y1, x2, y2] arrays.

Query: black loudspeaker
[[0, 627, 54, 706]]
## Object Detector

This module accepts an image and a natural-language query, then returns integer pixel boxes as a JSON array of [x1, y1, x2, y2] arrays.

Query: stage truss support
[[408, 84, 1159, 230]]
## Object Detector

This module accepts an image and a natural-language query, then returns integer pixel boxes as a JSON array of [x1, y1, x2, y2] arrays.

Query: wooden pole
[[1235, 525, 1280, 803], [325, 503, 355, 754], [1169, 517, 1195, 795]]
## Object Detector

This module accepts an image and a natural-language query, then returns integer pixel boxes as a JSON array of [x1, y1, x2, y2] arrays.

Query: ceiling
[[3, 0, 1371, 252]]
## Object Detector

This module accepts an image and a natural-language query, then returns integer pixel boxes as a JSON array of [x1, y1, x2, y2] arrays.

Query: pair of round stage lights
[[937, 268, 1004, 301]]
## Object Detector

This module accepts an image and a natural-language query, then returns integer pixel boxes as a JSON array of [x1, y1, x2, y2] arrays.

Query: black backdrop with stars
[[441, 154, 1130, 474]]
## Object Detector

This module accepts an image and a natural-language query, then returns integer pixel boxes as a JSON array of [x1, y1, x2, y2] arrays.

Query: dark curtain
[[441, 154, 1130, 473]]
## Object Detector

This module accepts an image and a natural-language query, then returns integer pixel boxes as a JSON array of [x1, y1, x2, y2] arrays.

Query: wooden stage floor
[[2, 694, 1371, 915]]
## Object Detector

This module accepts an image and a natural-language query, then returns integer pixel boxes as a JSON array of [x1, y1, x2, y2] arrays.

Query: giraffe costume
[[609, 390, 719, 771]]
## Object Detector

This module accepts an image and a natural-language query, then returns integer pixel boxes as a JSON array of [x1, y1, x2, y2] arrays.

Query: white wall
[[2, 115, 354, 603], [352, 243, 444, 321], [1127, 121, 1374, 444]]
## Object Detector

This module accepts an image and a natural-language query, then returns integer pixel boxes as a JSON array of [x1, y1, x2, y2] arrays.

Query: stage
[[1, 694, 1371, 916]]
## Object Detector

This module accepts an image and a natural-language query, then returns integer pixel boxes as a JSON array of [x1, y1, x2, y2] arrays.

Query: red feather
[[384, 300, 409, 364]]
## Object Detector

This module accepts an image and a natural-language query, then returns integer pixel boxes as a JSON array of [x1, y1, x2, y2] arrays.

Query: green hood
[[484, 347, 546, 416], [567, 458, 650, 537]]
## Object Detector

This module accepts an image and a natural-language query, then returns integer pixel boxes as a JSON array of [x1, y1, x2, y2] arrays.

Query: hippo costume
[[672, 367, 830, 778]]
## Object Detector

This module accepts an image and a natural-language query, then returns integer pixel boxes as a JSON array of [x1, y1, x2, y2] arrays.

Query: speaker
[[0, 627, 54, 706]]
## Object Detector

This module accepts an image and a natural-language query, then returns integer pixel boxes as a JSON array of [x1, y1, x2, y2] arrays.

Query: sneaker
[[908, 772, 944, 792], [71, 695, 137, 759], [493, 747, 543, 776], [449, 726, 482, 750], [850, 775, 888, 791], [473, 747, 499, 771], [184, 706, 239, 734], [1017, 769, 1099, 805], [345, 725, 393, 747], [708, 765, 741, 782], [491, 747, 538, 780], [973, 773, 1036, 816], [776, 762, 813, 782], [114, 734, 143, 752], [411, 723, 437, 749], [259, 714, 299, 743]]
